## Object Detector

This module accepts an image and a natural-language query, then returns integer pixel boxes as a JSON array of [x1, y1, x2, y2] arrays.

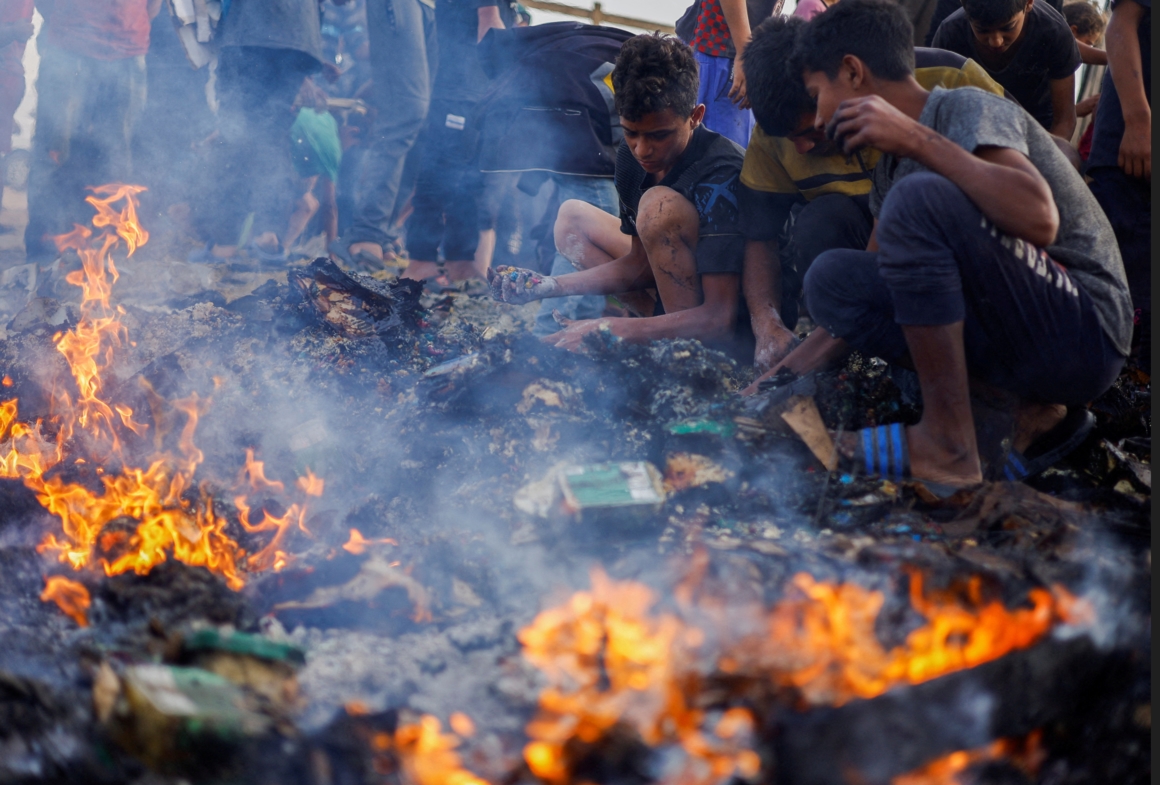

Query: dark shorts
[[804, 172, 1124, 405]]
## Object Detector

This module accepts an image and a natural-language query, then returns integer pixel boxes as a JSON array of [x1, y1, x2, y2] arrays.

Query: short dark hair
[[961, 0, 1028, 28], [743, 16, 814, 137], [612, 34, 699, 121], [1062, 0, 1106, 37], [796, 0, 915, 81]]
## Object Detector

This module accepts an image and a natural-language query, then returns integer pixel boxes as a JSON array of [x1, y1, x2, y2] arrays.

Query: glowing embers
[[0, 185, 324, 593], [892, 732, 1045, 785], [517, 568, 1084, 785]]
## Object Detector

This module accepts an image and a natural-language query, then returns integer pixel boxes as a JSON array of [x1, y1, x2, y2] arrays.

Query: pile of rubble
[[0, 242, 1149, 784]]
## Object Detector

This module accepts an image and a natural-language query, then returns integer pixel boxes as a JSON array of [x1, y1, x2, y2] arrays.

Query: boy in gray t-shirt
[[752, 0, 1129, 490]]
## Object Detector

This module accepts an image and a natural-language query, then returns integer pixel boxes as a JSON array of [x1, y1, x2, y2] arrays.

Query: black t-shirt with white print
[[615, 125, 746, 276]]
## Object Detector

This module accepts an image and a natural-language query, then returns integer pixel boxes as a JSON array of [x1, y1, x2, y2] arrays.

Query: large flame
[[0, 185, 322, 593], [516, 568, 1082, 784]]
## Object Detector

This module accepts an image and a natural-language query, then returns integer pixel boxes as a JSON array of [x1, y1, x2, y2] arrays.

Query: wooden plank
[[521, 0, 675, 33]]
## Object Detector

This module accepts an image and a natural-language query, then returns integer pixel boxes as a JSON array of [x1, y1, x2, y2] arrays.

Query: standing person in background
[[0, 1, 33, 201], [399, 0, 510, 287], [330, 0, 438, 270], [1063, 0, 1106, 160], [24, 0, 159, 264], [1086, 0, 1150, 368], [191, 0, 324, 263], [688, 0, 777, 146], [792, 0, 837, 21], [931, 0, 1081, 139]]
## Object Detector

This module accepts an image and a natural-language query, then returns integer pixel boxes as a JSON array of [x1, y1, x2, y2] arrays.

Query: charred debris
[[0, 250, 1150, 785]]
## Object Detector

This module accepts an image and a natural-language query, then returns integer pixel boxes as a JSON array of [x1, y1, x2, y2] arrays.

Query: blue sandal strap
[[858, 423, 910, 481]]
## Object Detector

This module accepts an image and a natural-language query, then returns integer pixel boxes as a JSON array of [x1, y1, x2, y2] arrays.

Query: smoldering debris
[[0, 251, 1150, 785]]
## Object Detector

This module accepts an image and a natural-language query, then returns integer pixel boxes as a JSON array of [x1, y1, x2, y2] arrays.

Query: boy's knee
[[878, 172, 968, 235], [637, 186, 697, 243], [553, 199, 598, 252]]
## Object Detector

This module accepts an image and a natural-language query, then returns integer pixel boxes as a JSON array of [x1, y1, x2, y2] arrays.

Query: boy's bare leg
[[553, 198, 649, 314], [635, 186, 701, 312], [899, 322, 984, 486], [401, 260, 441, 280]]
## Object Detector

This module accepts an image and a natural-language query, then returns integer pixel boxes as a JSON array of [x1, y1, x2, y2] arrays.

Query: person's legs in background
[[339, 0, 436, 267], [693, 49, 754, 148], [1088, 165, 1150, 372], [533, 175, 619, 336], [25, 49, 144, 263]]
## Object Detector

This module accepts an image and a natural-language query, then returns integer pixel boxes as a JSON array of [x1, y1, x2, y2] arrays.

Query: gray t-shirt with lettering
[[870, 86, 1132, 356]]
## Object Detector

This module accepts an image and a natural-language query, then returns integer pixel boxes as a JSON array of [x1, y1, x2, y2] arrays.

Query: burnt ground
[[0, 248, 1149, 785]]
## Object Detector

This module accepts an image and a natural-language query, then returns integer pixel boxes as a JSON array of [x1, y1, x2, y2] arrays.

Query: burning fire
[[892, 732, 1044, 785], [362, 713, 488, 785], [40, 575, 91, 627], [0, 185, 324, 594], [516, 568, 1083, 784], [519, 568, 761, 785]]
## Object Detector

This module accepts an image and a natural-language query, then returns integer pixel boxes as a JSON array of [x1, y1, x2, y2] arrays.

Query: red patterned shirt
[[690, 0, 733, 57]]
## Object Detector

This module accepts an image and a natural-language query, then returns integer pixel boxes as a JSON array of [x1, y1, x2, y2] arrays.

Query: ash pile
[[0, 199, 1149, 785]]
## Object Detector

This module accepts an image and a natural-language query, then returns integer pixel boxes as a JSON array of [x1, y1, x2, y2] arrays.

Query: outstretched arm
[[544, 273, 740, 350], [1048, 74, 1077, 141], [489, 237, 654, 304], [827, 95, 1059, 247], [1105, 0, 1150, 178]]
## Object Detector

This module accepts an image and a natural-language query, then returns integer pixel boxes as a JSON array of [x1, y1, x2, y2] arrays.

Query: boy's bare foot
[[401, 261, 441, 281], [1012, 403, 1067, 453], [834, 422, 983, 488], [349, 242, 384, 264]]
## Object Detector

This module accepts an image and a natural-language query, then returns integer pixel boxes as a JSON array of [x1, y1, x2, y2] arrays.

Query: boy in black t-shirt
[[932, 0, 1081, 138], [488, 34, 747, 352]]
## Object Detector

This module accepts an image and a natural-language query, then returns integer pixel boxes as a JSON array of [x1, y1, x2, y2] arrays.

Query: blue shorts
[[693, 50, 754, 148]]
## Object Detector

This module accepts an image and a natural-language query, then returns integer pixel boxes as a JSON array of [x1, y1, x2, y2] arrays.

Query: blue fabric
[[805, 173, 1125, 405], [890, 422, 905, 477], [534, 175, 620, 336], [693, 50, 754, 148]]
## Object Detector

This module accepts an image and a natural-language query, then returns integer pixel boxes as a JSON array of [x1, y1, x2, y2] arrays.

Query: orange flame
[[892, 731, 1043, 785], [40, 575, 90, 627], [366, 715, 489, 785], [342, 527, 397, 555], [756, 570, 1076, 706], [0, 185, 325, 595], [517, 569, 1081, 784], [518, 568, 762, 785], [297, 468, 325, 497]]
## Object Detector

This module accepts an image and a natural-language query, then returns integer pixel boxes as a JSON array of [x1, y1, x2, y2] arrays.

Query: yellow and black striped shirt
[[739, 50, 1006, 239]]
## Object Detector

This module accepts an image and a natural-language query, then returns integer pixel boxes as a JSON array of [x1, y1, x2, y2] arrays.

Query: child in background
[[286, 79, 342, 253], [1063, 1, 1107, 158], [931, 0, 1082, 139]]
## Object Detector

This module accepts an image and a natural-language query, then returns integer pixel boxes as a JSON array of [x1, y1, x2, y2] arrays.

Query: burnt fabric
[[615, 125, 746, 276], [475, 22, 633, 178], [805, 173, 1123, 405], [931, 1, 1080, 129]]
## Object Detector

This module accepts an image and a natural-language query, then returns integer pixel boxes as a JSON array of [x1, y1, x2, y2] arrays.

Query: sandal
[[853, 422, 970, 499], [996, 408, 1095, 482]]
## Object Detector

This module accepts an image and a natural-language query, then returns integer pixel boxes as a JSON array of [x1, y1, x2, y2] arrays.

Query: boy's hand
[[541, 315, 613, 352], [1119, 115, 1151, 179], [1076, 94, 1100, 117], [729, 60, 750, 108], [824, 95, 925, 158], [487, 265, 560, 305]]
